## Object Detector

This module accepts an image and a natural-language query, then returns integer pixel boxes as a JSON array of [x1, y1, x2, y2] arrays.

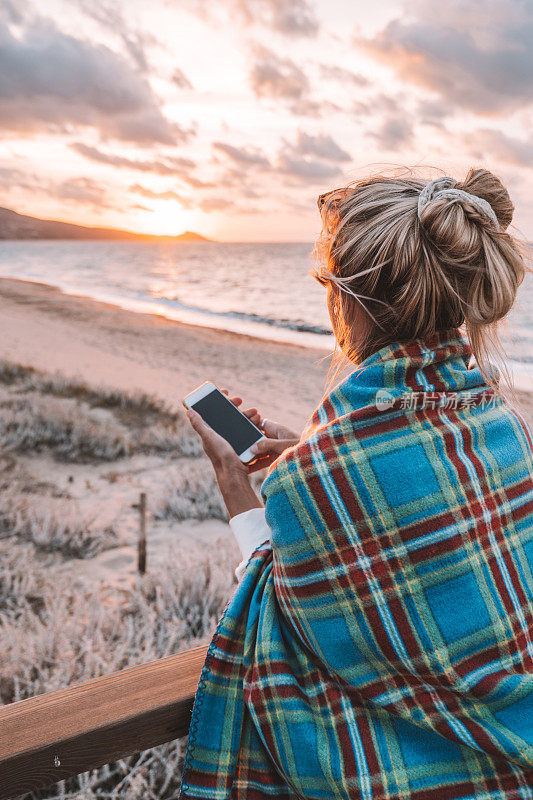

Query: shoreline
[[4, 276, 533, 392], [1, 272, 531, 392], [0, 268, 336, 351], [0, 276, 531, 429], [0, 276, 331, 432]]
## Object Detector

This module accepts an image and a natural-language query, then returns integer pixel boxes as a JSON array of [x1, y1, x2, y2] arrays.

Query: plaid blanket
[[179, 329, 533, 800]]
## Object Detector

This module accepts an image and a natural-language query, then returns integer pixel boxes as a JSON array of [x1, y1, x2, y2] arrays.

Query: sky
[[1, 0, 532, 242]]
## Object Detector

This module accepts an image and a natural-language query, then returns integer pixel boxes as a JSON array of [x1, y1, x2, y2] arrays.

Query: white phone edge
[[183, 380, 266, 464]]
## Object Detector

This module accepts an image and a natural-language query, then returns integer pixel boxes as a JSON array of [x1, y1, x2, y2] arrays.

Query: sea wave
[[148, 295, 333, 336]]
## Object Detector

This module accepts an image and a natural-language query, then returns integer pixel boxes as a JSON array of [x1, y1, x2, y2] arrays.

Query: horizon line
[[0, 206, 316, 245]]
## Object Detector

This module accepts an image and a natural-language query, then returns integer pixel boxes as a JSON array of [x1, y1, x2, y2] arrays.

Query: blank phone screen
[[191, 389, 262, 454]]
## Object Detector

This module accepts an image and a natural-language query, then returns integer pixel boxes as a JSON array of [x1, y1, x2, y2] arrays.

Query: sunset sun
[[134, 201, 196, 237]]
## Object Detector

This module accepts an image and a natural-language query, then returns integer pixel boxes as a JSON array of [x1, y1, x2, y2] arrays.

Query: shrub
[[154, 460, 227, 521], [1, 539, 237, 799], [0, 361, 202, 461], [0, 397, 131, 462], [1, 496, 116, 559]]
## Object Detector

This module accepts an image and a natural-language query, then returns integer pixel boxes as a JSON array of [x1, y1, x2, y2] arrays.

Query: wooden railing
[[0, 644, 208, 800]]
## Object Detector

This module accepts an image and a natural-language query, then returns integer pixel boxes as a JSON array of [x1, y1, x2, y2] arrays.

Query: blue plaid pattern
[[180, 330, 533, 800]]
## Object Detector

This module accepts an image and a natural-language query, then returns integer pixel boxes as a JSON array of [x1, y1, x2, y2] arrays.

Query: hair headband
[[417, 176, 499, 227]]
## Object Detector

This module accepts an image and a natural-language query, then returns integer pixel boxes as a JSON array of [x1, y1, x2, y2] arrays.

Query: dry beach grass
[[0, 360, 244, 798], [1, 539, 237, 799]]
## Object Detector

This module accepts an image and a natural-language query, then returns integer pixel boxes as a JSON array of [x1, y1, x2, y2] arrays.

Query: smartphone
[[183, 381, 266, 463]]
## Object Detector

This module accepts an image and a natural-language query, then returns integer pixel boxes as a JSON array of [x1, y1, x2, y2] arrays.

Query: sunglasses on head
[[317, 186, 351, 211], [313, 272, 328, 287]]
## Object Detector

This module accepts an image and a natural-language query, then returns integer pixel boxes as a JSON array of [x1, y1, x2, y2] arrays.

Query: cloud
[[287, 131, 351, 162], [369, 115, 413, 151], [197, 196, 235, 212], [0, 0, 28, 25], [359, 0, 533, 114], [212, 131, 346, 184], [74, 0, 158, 73], [272, 132, 347, 183], [71, 143, 195, 174], [171, 68, 193, 90], [0, 18, 187, 144], [353, 92, 401, 118], [242, 186, 261, 198], [184, 0, 318, 37], [217, 167, 254, 188], [465, 128, 533, 168], [277, 155, 340, 180], [129, 183, 193, 206], [0, 165, 40, 191], [211, 132, 346, 184], [0, 165, 109, 207], [212, 141, 271, 168], [234, 0, 318, 37], [319, 64, 369, 88], [250, 45, 309, 100], [131, 180, 246, 214], [276, 145, 341, 181], [183, 175, 216, 189], [249, 44, 329, 116], [54, 176, 109, 206], [417, 99, 449, 128]]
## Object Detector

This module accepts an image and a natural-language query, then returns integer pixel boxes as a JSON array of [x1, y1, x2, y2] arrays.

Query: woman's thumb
[[186, 407, 209, 435], [251, 437, 295, 457]]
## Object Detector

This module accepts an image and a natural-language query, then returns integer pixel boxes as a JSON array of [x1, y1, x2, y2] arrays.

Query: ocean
[[0, 239, 531, 387]]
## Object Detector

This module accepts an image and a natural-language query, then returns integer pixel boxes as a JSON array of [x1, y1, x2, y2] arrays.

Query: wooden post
[[138, 492, 147, 575]]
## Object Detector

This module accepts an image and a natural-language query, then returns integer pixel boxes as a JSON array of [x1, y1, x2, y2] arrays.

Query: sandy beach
[[0, 276, 531, 425], [0, 277, 331, 432]]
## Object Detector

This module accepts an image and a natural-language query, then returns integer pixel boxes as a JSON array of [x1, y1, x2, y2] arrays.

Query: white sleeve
[[229, 506, 271, 581]]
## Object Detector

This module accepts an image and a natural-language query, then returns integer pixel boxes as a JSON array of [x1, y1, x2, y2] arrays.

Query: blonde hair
[[313, 167, 528, 396]]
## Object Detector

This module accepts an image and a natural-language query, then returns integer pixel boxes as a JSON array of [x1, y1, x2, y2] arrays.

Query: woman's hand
[[184, 388, 300, 517], [215, 391, 300, 473], [186, 389, 300, 474], [185, 400, 248, 478], [185, 398, 262, 518], [248, 419, 300, 473]]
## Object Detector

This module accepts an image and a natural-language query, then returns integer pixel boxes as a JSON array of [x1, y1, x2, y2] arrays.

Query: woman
[[180, 169, 533, 799]]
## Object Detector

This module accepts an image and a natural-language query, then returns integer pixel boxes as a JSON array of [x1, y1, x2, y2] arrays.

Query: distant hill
[[0, 207, 212, 242]]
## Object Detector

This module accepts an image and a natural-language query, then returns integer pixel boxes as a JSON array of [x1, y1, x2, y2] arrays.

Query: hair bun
[[458, 168, 514, 230], [417, 168, 522, 329], [418, 168, 514, 251]]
